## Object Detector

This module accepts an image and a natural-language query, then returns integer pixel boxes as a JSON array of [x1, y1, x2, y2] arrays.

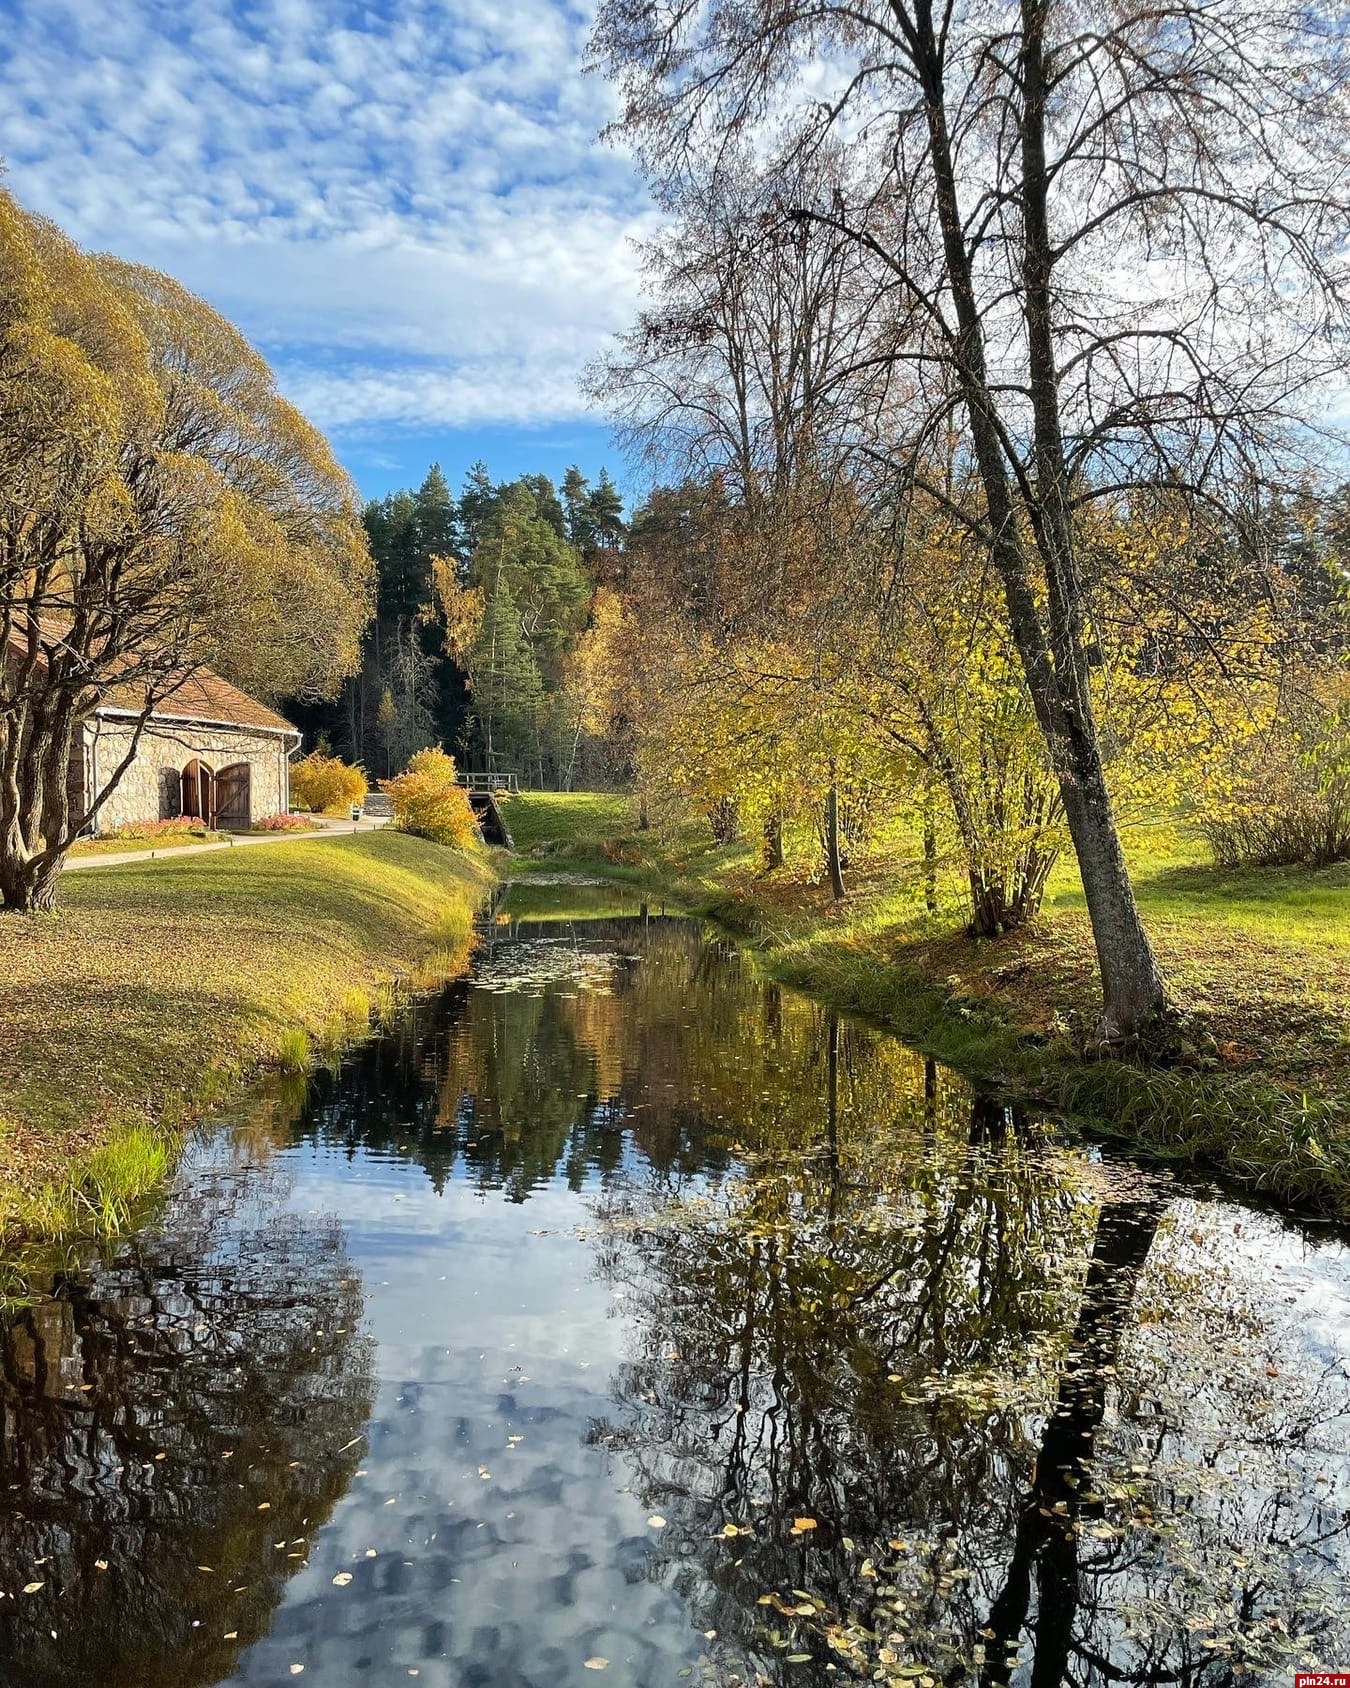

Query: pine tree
[[458, 462, 499, 557], [415, 462, 457, 562], [470, 483, 590, 680], [468, 569, 544, 775], [370, 489, 426, 622], [586, 469, 625, 550], [519, 473, 568, 540], [562, 466, 595, 550]]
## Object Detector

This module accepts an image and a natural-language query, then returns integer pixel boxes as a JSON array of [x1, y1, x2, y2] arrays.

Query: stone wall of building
[[84, 717, 292, 833]]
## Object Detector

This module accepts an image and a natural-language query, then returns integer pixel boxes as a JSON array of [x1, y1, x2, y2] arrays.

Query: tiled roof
[[5, 625, 296, 734], [98, 667, 297, 734]]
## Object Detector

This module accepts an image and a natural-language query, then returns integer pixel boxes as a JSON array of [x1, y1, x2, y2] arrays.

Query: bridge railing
[[457, 772, 520, 795]]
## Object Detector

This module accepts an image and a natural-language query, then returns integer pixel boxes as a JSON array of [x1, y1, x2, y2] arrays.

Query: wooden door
[[216, 762, 251, 829], [180, 759, 216, 826]]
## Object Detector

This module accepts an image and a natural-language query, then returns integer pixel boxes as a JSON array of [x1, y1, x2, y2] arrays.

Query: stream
[[1, 881, 1347, 1687]]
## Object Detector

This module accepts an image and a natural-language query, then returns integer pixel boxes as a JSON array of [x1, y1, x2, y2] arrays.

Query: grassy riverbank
[[0, 831, 492, 1243], [502, 791, 1350, 1216]]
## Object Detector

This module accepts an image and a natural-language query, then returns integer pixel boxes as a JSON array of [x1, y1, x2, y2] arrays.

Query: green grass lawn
[[502, 790, 637, 854], [0, 830, 492, 1242], [499, 791, 1350, 1214]]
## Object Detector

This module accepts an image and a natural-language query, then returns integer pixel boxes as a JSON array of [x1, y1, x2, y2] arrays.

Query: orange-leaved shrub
[[381, 748, 480, 848], [290, 750, 368, 815]]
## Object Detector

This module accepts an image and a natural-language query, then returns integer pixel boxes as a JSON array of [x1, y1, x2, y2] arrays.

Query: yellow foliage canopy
[[1, 185, 378, 906]]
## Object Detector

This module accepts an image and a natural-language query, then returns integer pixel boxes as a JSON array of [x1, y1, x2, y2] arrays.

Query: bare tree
[[593, 145, 888, 517], [591, 146, 897, 885], [592, 0, 1350, 1039]]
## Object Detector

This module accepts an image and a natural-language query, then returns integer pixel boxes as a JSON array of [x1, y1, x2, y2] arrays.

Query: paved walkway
[[63, 815, 391, 872]]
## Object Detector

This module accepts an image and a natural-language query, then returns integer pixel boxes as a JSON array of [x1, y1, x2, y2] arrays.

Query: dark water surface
[[3, 885, 1348, 1688]]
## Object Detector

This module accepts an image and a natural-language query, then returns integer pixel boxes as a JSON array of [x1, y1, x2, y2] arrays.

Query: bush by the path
[[290, 750, 369, 816]]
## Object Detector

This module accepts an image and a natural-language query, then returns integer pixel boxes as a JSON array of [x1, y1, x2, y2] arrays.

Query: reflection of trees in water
[[584, 1006, 1091, 1678], [591, 1034, 1350, 1687], [290, 916, 843, 1200], [289, 916, 1025, 1216], [169, 908, 1346, 1686], [0, 1153, 374, 1688]]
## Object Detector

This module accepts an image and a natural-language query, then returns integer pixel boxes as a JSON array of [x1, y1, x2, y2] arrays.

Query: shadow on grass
[[1140, 857, 1350, 908]]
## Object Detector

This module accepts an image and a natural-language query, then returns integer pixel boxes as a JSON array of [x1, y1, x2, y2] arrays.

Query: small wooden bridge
[[457, 772, 516, 848], [459, 772, 520, 796]]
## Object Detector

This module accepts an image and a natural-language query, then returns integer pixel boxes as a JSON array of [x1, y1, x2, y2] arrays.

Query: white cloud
[[0, 0, 654, 434]]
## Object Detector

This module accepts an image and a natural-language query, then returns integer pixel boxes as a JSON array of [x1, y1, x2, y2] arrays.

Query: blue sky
[[0, 0, 655, 506]]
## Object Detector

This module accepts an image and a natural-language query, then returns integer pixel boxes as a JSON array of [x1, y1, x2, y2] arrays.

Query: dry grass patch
[[0, 830, 492, 1242]]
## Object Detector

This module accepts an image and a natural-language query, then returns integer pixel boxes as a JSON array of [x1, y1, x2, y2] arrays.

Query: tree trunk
[[922, 803, 939, 915], [966, 841, 1058, 938], [1057, 750, 1165, 1041], [967, 869, 1010, 938], [825, 782, 845, 900], [763, 808, 784, 871], [0, 849, 63, 913], [911, 9, 1168, 1042], [710, 796, 740, 845]]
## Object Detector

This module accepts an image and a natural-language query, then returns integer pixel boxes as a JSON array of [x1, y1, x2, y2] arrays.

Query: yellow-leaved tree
[[0, 188, 374, 910]]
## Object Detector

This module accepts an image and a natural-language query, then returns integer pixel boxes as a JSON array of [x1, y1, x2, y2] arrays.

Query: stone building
[[75, 668, 301, 833]]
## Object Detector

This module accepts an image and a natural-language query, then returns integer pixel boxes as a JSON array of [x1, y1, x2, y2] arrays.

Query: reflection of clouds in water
[[0, 1149, 374, 1688], [1110, 1200, 1350, 1661], [592, 1118, 1350, 1682], [229, 1149, 706, 1686]]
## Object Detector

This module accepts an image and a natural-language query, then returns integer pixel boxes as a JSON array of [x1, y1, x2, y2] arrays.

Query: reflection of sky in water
[[3, 903, 1348, 1688], [236, 1144, 700, 1686]]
